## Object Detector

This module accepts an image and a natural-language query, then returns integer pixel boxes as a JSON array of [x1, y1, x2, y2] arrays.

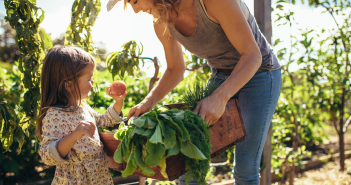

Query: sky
[[0, 0, 340, 76]]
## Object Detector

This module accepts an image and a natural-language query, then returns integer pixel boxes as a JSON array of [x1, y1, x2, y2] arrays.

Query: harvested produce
[[109, 80, 127, 96], [113, 108, 211, 184]]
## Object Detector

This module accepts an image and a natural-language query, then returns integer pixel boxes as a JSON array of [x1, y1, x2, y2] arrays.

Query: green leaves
[[2, 0, 51, 152], [105, 40, 144, 80], [65, 0, 101, 60], [114, 109, 211, 181], [180, 140, 206, 160]]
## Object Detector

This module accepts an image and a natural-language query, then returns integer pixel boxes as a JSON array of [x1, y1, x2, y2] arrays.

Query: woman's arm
[[127, 22, 186, 118], [193, 0, 262, 125]]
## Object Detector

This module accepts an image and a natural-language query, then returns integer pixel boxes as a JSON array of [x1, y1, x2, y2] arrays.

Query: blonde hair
[[124, 0, 181, 31], [36, 45, 96, 141]]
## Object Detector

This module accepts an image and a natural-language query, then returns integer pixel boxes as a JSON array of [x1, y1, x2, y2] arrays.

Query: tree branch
[[149, 57, 159, 93]]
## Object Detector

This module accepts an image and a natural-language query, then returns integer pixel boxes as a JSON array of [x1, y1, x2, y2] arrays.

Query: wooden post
[[254, 0, 273, 185]]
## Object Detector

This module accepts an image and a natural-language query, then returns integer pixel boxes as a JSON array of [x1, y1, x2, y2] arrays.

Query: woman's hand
[[127, 99, 154, 119], [193, 94, 227, 126], [72, 121, 96, 140]]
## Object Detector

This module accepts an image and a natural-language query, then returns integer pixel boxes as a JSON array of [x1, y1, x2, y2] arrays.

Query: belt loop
[[211, 68, 217, 77]]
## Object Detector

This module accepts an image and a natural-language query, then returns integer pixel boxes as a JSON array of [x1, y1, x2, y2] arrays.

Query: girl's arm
[[192, 0, 262, 125], [94, 91, 126, 128], [57, 121, 95, 158], [39, 110, 95, 165], [127, 23, 186, 118]]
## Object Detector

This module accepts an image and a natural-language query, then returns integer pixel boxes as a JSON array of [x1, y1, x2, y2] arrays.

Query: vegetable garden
[[0, 0, 351, 184]]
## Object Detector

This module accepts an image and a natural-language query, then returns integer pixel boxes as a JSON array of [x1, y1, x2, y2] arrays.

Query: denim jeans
[[178, 68, 282, 185]]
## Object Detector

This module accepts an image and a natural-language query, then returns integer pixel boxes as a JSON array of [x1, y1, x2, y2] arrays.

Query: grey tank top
[[169, 0, 280, 71]]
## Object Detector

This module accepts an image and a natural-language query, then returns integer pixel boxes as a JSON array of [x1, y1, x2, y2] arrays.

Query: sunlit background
[[0, 0, 338, 77]]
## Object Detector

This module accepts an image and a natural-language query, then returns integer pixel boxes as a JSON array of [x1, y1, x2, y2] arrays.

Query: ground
[[291, 158, 351, 185], [206, 126, 351, 185]]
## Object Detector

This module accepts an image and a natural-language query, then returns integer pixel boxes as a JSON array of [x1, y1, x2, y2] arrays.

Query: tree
[[301, 0, 351, 171]]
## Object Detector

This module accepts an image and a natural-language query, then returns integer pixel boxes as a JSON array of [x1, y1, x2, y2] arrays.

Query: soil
[[279, 158, 351, 185]]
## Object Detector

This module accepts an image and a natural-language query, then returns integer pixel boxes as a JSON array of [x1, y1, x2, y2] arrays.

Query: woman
[[107, 0, 281, 184]]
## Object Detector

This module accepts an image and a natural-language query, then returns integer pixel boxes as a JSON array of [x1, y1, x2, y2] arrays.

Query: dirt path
[[277, 158, 351, 185]]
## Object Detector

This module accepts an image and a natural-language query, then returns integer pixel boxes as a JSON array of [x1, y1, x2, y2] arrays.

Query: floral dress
[[39, 105, 122, 185]]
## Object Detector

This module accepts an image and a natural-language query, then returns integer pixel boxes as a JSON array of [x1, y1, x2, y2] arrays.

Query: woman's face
[[125, 0, 155, 15]]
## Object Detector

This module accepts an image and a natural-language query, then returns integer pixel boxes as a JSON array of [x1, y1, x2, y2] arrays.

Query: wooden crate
[[164, 99, 246, 158], [209, 99, 246, 158], [99, 132, 186, 181]]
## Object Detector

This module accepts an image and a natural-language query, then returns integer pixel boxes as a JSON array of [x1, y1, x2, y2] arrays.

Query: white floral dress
[[39, 105, 122, 185]]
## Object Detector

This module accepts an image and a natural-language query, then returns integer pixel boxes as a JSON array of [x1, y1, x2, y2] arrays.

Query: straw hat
[[106, 0, 121, 11]]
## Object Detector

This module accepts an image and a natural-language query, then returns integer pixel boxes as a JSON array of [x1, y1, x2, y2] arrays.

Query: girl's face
[[78, 63, 95, 100], [126, 0, 155, 15]]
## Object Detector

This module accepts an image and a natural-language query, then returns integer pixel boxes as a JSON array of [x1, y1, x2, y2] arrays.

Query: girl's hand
[[106, 86, 127, 115], [193, 94, 227, 126], [72, 121, 96, 140], [127, 99, 153, 119]]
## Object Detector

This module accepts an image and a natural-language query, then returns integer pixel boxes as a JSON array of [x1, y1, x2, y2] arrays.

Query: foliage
[[181, 80, 216, 111], [0, 65, 56, 185], [294, 0, 351, 171], [114, 109, 211, 184], [105, 40, 145, 80], [271, 0, 351, 182], [2, 0, 52, 153], [64, 0, 101, 62], [183, 53, 211, 79]]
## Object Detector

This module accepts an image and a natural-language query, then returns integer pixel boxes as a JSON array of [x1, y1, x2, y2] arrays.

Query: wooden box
[[99, 132, 186, 181], [164, 99, 246, 158]]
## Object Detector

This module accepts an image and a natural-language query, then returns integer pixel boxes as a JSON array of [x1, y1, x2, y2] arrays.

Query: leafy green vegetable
[[145, 141, 166, 167], [114, 108, 211, 183], [149, 125, 163, 144]]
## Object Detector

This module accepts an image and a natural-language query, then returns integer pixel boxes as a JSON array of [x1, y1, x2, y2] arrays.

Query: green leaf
[[141, 129, 155, 139], [113, 123, 127, 140], [133, 116, 146, 128], [145, 141, 166, 167], [159, 114, 183, 138], [181, 140, 207, 160], [149, 125, 162, 144], [14, 128, 25, 154], [166, 137, 180, 158], [121, 148, 137, 177], [134, 142, 156, 176], [160, 121, 176, 149], [158, 156, 168, 179], [132, 127, 145, 136], [1, 131, 13, 152], [114, 143, 124, 163], [146, 116, 156, 129], [39, 28, 53, 50]]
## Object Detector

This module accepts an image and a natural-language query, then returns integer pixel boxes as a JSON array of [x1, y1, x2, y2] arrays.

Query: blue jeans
[[178, 68, 282, 185]]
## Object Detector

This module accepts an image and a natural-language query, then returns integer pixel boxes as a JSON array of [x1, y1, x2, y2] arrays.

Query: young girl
[[37, 45, 127, 184]]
